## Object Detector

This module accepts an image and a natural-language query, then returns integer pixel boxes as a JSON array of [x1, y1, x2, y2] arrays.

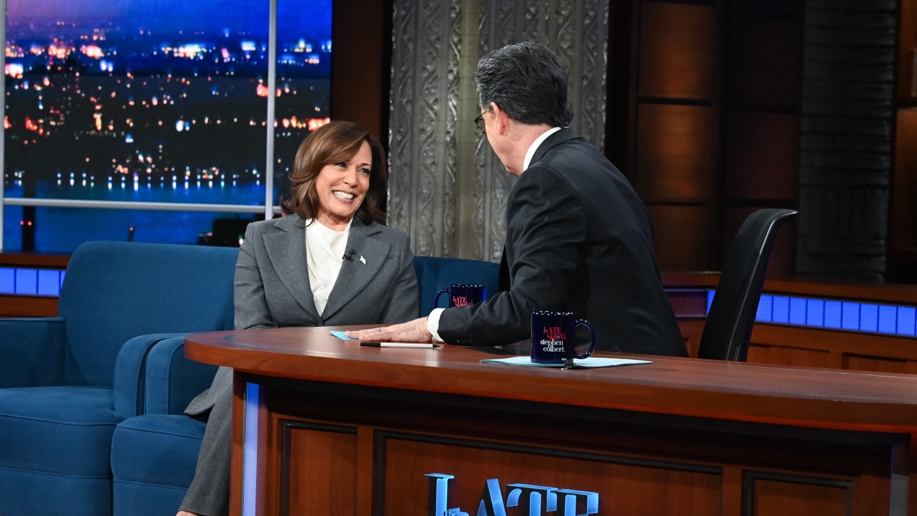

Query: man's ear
[[491, 103, 510, 135]]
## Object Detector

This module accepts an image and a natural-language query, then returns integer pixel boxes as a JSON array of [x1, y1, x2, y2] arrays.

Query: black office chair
[[697, 208, 798, 361]]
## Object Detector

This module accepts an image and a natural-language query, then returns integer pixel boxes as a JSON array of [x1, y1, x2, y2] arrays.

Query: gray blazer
[[186, 213, 419, 415], [180, 214, 418, 515]]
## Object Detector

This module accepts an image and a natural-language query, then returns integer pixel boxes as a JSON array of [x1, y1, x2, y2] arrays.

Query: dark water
[[3, 180, 266, 252]]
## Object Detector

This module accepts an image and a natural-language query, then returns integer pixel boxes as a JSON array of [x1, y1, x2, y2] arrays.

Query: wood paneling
[[724, 112, 800, 200], [731, 0, 800, 11], [748, 475, 853, 516], [648, 205, 714, 271], [890, 108, 917, 282], [890, 0, 917, 282], [760, 277, 917, 305], [0, 253, 69, 268], [746, 323, 917, 373], [843, 354, 911, 374], [330, 0, 391, 140], [625, 0, 802, 274], [892, 110, 917, 246], [280, 421, 358, 515], [0, 296, 58, 317], [726, 15, 803, 107], [746, 342, 833, 369], [896, 0, 917, 99], [637, 2, 718, 100], [635, 104, 718, 202], [381, 437, 722, 516]]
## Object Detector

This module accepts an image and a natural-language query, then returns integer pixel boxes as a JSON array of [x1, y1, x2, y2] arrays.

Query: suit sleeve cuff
[[427, 308, 446, 343]]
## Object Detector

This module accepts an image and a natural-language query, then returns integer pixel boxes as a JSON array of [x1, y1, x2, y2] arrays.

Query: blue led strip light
[[4, 269, 916, 338], [706, 290, 917, 337], [0, 267, 65, 297], [243, 382, 260, 516]]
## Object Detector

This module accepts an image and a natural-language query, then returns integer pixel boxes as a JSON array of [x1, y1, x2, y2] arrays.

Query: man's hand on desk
[[345, 317, 433, 343]]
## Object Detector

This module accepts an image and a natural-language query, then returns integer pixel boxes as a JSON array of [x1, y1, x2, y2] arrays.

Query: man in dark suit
[[348, 41, 686, 356]]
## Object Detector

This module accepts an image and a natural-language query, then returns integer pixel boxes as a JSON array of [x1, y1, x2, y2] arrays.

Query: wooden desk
[[186, 326, 917, 516]]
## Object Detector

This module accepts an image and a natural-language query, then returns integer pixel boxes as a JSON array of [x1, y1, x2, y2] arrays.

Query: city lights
[[3, 0, 333, 252]]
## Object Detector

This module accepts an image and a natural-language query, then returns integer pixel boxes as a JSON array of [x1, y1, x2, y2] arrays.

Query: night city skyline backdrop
[[7, 0, 332, 39], [3, 0, 333, 252]]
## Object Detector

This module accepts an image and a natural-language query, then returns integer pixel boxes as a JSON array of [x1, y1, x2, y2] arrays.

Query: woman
[[177, 120, 419, 516]]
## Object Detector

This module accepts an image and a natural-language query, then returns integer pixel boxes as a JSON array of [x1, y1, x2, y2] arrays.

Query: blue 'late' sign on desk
[[425, 473, 599, 516]]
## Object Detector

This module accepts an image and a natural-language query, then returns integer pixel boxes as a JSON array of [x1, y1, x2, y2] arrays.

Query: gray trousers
[[179, 366, 233, 516]]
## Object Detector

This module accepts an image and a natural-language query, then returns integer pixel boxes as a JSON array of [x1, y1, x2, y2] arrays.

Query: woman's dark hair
[[281, 120, 387, 225]]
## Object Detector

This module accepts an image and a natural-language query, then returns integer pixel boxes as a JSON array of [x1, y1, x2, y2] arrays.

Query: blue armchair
[[108, 254, 500, 516], [110, 336, 216, 515], [0, 241, 238, 516]]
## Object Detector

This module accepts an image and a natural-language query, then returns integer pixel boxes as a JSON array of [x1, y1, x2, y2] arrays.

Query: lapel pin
[[360, 255, 366, 265]]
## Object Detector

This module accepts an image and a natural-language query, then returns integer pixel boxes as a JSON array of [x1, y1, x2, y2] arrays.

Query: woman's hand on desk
[[346, 317, 433, 343]]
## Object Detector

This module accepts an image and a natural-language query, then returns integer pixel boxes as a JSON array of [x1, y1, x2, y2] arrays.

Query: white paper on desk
[[480, 356, 652, 368]]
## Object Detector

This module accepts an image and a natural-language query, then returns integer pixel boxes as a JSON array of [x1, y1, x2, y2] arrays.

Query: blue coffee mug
[[433, 284, 487, 308], [530, 311, 597, 365]]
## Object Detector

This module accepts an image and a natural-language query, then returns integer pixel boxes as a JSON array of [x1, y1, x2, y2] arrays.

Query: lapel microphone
[[343, 249, 356, 261]]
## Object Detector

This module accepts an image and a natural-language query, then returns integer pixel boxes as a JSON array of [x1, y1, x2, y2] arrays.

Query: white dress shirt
[[305, 218, 351, 315]]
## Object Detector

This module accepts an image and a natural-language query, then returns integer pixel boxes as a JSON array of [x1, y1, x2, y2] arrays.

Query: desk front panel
[[184, 327, 917, 515], [249, 375, 900, 516]]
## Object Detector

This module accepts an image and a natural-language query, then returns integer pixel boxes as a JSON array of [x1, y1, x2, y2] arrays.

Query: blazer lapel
[[263, 215, 321, 320], [321, 219, 390, 320]]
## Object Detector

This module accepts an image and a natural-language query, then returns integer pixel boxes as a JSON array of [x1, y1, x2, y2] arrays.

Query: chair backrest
[[58, 241, 239, 386], [413, 256, 500, 317], [697, 209, 797, 361]]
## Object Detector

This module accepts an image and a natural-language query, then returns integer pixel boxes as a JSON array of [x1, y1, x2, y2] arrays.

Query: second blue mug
[[433, 284, 487, 308]]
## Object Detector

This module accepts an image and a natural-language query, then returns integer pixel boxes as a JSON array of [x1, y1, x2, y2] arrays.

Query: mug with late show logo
[[530, 311, 597, 365], [433, 284, 487, 308]]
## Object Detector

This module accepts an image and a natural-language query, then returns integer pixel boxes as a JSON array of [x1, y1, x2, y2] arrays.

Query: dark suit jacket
[[438, 128, 687, 356]]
